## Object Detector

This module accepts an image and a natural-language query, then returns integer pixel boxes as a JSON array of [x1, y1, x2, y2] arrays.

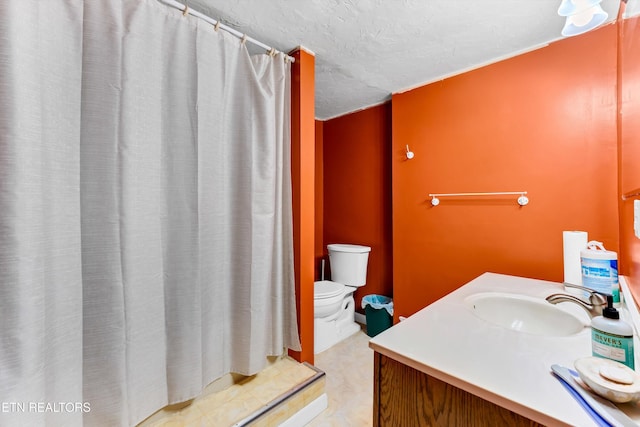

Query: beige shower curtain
[[0, 0, 300, 425]]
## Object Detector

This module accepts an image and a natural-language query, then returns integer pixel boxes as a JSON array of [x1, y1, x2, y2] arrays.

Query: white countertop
[[368, 272, 640, 426]]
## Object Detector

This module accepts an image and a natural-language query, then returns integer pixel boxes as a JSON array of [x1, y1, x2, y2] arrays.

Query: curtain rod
[[157, 0, 295, 63]]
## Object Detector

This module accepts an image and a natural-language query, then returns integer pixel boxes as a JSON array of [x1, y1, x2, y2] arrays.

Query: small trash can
[[362, 295, 393, 337]]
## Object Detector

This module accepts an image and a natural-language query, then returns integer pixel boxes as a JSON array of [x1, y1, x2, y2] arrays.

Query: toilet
[[314, 243, 371, 354]]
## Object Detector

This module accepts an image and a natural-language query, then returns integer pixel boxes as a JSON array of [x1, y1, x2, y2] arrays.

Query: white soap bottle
[[591, 294, 635, 370]]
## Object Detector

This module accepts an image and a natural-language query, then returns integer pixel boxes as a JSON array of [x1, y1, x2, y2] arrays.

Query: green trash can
[[362, 295, 393, 337]]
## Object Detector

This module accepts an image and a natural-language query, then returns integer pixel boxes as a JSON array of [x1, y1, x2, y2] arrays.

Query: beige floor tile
[[201, 394, 264, 426], [249, 380, 292, 405], [146, 416, 183, 427], [178, 405, 211, 427], [307, 327, 373, 427]]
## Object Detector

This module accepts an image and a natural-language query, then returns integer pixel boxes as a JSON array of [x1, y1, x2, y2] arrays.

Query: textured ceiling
[[184, 0, 636, 120]]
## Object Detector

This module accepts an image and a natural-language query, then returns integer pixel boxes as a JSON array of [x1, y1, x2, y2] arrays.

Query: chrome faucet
[[545, 283, 608, 318]]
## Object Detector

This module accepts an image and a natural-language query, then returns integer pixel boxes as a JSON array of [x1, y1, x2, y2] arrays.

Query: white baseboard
[[354, 312, 366, 325], [279, 393, 328, 427]]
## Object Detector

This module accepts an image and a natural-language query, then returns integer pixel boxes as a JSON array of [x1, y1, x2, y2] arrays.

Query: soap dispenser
[[591, 294, 635, 369]]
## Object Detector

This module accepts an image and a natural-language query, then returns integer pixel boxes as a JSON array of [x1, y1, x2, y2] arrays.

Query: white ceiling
[[185, 0, 639, 120]]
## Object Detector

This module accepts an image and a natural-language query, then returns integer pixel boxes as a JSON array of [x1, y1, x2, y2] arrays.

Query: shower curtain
[[0, 0, 300, 425]]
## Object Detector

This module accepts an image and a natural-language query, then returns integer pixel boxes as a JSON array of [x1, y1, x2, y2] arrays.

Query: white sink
[[464, 292, 585, 337]]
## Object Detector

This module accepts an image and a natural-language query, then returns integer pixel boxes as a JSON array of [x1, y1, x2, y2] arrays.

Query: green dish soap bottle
[[591, 294, 635, 369]]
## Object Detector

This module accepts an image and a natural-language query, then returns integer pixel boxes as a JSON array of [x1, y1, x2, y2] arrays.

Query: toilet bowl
[[314, 280, 346, 318], [314, 244, 371, 354]]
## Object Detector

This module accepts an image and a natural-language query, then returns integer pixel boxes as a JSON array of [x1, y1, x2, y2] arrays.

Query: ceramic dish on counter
[[574, 357, 640, 403]]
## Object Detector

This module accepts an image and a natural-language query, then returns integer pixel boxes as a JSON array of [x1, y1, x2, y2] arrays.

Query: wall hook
[[405, 145, 415, 160]]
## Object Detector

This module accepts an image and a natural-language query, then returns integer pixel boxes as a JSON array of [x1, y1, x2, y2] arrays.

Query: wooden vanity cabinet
[[373, 352, 545, 427]]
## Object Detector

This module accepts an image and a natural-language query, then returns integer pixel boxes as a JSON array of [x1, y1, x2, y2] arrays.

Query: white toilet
[[314, 243, 371, 354]]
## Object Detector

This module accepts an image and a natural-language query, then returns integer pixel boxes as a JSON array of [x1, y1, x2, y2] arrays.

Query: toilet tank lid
[[327, 244, 371, 253]]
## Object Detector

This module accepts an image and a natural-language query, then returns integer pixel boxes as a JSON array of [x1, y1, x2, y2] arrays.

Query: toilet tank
[[327, 244, 371, 287]]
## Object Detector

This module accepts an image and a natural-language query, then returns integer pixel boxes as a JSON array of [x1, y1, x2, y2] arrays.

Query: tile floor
[[307, 327, 374, 426], [137, 325, 374, 427]]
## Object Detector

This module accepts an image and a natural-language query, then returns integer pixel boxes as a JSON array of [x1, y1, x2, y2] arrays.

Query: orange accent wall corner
[[289, 48, 315, 364], [322, 104, 393, 311], [391, 25, 619, 319], [619, 16, 640, 302], [315, 120, 325, 279]]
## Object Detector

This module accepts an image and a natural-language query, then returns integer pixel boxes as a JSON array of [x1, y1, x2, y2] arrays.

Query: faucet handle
[[588, 291, 608, 307], [562, 282, 608, 306]]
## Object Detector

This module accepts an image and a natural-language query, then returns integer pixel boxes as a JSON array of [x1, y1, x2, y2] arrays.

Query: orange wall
[[315, 120, 324, 277], [289, 48, 315, 363], [392, 26, 620, 319], [322, 104, 393, 311], [619, 16, 640, 299]]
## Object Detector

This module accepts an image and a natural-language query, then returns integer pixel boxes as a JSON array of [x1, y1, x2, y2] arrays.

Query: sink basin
[[464, 292, 585, 337]]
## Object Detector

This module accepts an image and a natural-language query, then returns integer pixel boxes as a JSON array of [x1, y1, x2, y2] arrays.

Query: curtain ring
[[240, 34, 247, 45], [268, 48, 276, 57], [182, 4, 189, 16], [214, 21, 221, 31]]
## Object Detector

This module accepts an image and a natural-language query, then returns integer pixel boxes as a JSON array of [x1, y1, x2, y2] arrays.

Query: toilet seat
[[314, 280, 345, 299]]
